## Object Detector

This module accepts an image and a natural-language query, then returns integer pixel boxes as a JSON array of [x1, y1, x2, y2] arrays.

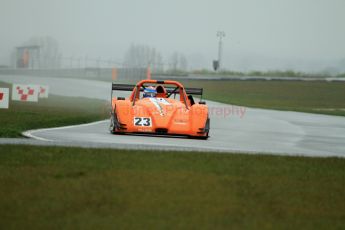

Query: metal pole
[[217, 31, 226, 70]]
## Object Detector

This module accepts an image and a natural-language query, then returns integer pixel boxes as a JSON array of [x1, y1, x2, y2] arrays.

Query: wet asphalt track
[[1, 75, 345, 157]]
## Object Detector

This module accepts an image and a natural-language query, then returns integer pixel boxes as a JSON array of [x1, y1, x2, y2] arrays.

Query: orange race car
[[109, 79, 210, 139]]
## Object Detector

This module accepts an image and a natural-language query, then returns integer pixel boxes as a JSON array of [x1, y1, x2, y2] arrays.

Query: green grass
[[0, 145, 344, 229], [191, 69, 345, 78], [182, 80, 345, 116], [0, 82, 108, 137]]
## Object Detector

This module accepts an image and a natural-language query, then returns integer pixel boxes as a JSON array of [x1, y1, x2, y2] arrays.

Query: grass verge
[[0, 82, 108, 137], [182, 80, 345, 116], [191, 69, 345, 78], [0, 145, 344, 229]]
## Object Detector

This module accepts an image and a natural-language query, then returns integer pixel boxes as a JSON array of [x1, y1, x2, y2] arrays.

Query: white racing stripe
[[149, 98, 168, 116], [155, 98, 171, 105]]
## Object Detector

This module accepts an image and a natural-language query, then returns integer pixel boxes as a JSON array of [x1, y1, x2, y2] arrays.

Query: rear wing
[[112, 84, 135, 91], [183, 87, 203, 96], [111, 83, 203, 100], [111, 84, 133, 102]]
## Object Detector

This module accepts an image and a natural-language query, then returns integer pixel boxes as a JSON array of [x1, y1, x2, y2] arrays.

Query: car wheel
[[109, 111, 120, 134], [109, 113, 116, 134]]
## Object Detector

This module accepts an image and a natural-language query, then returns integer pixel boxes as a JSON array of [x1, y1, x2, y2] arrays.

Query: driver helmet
[[143, 86, 157, 98]]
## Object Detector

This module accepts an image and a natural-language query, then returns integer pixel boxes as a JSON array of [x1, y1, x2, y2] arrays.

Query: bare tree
[[179, 54, 188, 71], [169, 52, 178, 71], [123, 44, 163, 73], [155, 53, 164, 73], [168, 52, 188, 73]]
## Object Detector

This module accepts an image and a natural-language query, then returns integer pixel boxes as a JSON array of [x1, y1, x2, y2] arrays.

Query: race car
[[109, 79, 209, 139]]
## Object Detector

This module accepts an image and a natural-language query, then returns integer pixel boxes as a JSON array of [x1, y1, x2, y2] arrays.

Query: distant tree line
[[123, 44, 188, 74]]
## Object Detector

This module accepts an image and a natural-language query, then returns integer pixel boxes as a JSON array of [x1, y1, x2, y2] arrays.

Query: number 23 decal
[[134, 117, 152, 127]]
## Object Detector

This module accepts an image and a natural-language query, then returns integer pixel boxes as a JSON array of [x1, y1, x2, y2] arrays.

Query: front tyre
[[109, 113, 116, 134], [109, 112, 120, 134], [192, 118, 210, 140]]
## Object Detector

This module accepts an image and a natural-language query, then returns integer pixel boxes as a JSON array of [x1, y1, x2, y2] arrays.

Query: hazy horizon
[[1, 0, 345, 72]]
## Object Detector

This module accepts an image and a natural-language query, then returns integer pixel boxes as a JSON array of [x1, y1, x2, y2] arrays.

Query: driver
[[143, 86, 157, 98]]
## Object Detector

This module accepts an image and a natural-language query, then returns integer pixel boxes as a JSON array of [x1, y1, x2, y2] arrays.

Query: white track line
[[22, 120, 108, 142]]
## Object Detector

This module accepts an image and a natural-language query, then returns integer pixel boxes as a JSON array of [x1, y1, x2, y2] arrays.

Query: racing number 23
[[134, 117, 152, 127]]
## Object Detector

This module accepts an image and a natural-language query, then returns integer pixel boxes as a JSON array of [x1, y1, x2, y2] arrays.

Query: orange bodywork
[[110, 79, 209, 139]]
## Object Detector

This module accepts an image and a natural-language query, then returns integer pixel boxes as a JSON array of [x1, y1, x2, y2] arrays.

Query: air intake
[[155, 128, 168, 134]]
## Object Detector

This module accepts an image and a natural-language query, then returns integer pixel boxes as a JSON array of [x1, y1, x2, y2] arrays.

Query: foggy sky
[[1, 0, 345, 71]]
